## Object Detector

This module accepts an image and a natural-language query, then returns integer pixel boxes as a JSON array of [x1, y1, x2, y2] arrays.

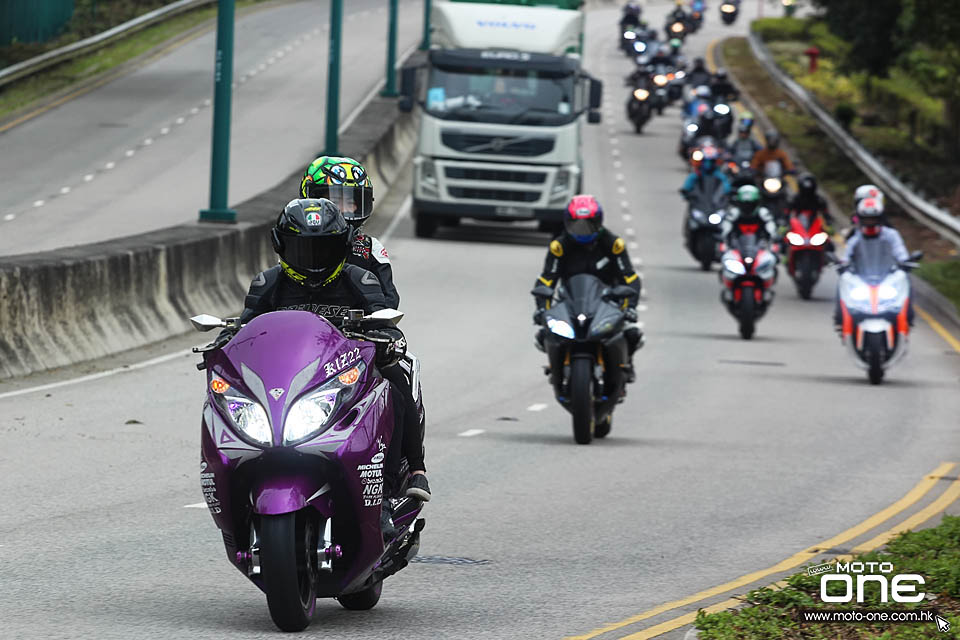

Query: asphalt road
[[0, 2, 958, 639], [0, 0, 422, 255]]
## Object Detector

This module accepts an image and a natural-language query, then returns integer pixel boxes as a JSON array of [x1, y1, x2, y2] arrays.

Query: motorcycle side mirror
[[365, 309, 405, 325], [908, 250, 924, 262], [531, 284, 555, 299], [587, 110, 602, 124], [589, 77, 603, 109], [398, 66, 417, 113], [190, 314, 226, 332]]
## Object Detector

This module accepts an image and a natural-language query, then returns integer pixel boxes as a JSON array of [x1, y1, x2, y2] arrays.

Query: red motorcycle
[[783, 210, 830, 299]]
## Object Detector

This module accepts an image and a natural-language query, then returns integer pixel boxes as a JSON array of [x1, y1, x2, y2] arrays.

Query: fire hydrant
[[805, 46, 821, 73]]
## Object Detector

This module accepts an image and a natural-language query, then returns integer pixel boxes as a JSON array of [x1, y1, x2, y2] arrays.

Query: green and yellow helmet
[[300, 156, 374, 227]]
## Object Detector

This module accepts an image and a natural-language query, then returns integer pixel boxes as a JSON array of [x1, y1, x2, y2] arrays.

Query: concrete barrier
[[0, 98, 417, 380]]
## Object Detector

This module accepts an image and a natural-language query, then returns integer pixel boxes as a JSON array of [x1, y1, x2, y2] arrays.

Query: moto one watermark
[[802, 561, 951, 632]]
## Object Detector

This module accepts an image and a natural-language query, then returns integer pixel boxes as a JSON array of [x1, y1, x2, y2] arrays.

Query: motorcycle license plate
[[495, 205, 533, 217]]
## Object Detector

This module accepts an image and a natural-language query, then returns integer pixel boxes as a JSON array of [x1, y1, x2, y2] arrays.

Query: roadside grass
[[0, 0, 268, 123], [721, 36, 960, 316], [694, 515, 960, 639]]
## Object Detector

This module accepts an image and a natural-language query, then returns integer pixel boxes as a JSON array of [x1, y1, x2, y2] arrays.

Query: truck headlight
[[552, 168, 571, 195], [420, 159, 437, 186]]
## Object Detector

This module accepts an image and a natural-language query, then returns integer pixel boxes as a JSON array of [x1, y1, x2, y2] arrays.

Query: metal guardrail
[[747, 31, 960, 247], [0, 0, 214, 90]]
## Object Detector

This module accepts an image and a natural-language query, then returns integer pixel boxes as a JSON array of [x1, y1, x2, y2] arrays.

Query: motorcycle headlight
[[878, 283, 899, 300], [691, 208, 706, 221], [724, 259, 747, 275], [721, 3, 736, 12], [624, 30, 637, 39], [691, 149, 704, 161], [675, 70, 686, 80], [211, 376, 273, 446], [284, 362, 366, 445], [849, 285, 870, 301], [686, 123, 700, 133], [633, 88, 650, 101], [810, 232, 829, 246], [547, 318, 575, 339], [654, 74, 668, 86], [786, 231, 805, 246], [633, 41, 646, 52], [714, 104, 731, 115], [763, 177, 782, 193], [708, 212, 723, 225], [671, 22, 684, 33]]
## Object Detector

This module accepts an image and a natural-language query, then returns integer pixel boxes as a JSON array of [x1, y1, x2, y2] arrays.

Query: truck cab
[[399, 0, 602, 237]]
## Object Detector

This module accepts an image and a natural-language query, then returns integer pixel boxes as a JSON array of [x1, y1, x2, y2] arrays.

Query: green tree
[[812, 0, 907, 77]]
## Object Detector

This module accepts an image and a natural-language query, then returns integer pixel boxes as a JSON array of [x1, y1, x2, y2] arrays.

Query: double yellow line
[[565, 462, 960, 639]]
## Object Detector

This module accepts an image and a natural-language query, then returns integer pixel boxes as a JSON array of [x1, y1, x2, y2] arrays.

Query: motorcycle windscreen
[[691, 175, 727, 211], [562, 274, 606, 320], [851, 238, 898, 285], [589, 301, 625, 340], [731, 230, 759, 258]]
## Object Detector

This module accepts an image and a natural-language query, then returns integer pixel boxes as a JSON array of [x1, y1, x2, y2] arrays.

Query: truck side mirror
[[587, 110, 602, 124], [399, 67, 416, 113], [589, 77, 603, 109]]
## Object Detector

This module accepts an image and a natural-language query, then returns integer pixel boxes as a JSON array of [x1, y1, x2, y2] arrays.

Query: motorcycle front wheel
[[865, 333, 885, 385], [738, 292, 756, 340], [794, 252, 819, 300], [696, 233, 715, 271], [570, 358, 595, 445], [261, 512, 318, 632]]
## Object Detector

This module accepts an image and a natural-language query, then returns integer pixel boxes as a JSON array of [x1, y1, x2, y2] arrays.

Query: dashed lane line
[[527, 403, 548, 412], [458, 429, 486, 437]]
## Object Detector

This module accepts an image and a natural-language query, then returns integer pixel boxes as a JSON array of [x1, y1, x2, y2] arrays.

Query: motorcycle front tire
[[570, 358, 595, 445], [261, 513, 318, 632], [865, 333, 885, 385], [738, 292, 756, 340]]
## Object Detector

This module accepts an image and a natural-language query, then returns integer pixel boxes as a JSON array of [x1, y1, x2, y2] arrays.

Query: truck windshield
[[424, 66, 577, 126]]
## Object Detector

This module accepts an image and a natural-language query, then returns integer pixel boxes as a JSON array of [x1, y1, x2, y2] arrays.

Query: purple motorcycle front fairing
[[196, 311, 397, 594]]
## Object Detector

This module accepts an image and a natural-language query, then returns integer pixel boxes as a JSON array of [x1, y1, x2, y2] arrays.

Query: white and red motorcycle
[[837, 245, 922, 384]]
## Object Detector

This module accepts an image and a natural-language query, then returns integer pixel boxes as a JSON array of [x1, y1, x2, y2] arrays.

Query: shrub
[[835, 103, 857, 130], [752, 17, 809, 42]]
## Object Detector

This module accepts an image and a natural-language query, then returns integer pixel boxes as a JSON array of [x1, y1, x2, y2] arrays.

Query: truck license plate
[[495, 205, 532, 217]]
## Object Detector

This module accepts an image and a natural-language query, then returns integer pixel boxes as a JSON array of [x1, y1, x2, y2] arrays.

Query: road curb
[[0, 96, 418, 380]]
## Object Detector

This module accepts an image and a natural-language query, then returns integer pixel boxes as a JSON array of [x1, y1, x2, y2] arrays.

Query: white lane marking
[[33, 200, 44, 207], [284, 45, 293, 53], [382, 195, 411, 243], [609, 137, 619, 145], [630, 243, 640, 251], [638, 304, 648, 311], [3, 214, 15, 221], [275, 51, 285, 58], [258, 63, 267, 71], [183, 503, 208, 509], [622, 214, 633, 221], [125, 149, 135, 157], [84, 173, 94, 182], [339, 41, 420, 137], [175, 116, 185, 124], [613, 160, 622, 169], [626, 228, 636, 236], [59, 186, 70, 195], [458, 429, 486, 437], [615, 173, 624, 182], [617, 186, 627, 194], [267, 57, 276, 65], [190, 106, 200, 114], [621, 200, 630, 209], [611, 148, 621, 157], [248, 68, 258, 76], [527, 403, 548, 412], [0, 349, 193, 401], [143, 138, 153, 145], [105, 161, 116, 169]]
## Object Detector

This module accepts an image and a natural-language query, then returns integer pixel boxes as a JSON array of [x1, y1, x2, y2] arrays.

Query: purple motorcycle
[[190, 309, 425, 631]]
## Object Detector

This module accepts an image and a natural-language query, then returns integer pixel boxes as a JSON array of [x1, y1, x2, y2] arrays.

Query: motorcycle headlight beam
[[547, 318, 575, 339], [724, 259, 747, 276], [283, 362, 366, 445]]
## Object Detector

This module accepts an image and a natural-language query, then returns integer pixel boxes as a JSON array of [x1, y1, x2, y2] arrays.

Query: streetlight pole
[[324, 0, 343, 155], [420, 0, 432, 50], [382, 0, 399, 97], [199, 0, 236, 223]]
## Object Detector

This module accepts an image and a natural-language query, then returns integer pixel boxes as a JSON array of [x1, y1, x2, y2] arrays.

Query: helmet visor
[[564, 216, 601, 240], [279, 231, 349, 274], [304, 184, 373, 220]]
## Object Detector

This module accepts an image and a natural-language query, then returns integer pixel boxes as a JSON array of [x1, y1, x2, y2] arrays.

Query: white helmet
[[854, 184, 884, 208], [856, 196, 884, 218]]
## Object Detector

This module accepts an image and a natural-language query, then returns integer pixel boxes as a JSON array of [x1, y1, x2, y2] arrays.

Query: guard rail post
[[199, 0, 237, 223], [324, 0, 343, 155], [381, 0, 399, 97]]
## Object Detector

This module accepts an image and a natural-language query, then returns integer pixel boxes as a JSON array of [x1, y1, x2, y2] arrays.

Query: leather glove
[[624, 308, 638, 323], [366, 328, 406, 368], [533, 308, 545, 325]]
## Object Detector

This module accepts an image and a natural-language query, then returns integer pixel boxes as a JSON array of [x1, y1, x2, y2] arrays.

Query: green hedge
[[751, 17, 809, 42]]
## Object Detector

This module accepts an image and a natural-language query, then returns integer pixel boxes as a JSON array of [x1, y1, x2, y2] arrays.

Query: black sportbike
[[533, 275, 636, 444]]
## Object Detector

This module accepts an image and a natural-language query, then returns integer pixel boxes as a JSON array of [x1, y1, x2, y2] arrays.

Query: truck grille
[[445, 167, 547, 184], [441, 132, 555, 157], [448, 187, 540, 202]]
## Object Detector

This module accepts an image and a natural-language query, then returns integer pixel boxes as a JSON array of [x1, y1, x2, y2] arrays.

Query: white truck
[[398, 0, 602, 237]]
